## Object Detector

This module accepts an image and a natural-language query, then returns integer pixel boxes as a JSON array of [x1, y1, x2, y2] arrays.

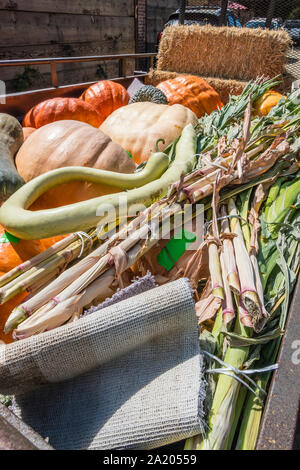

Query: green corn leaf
[[199, 328, 218, 356], [244, 345, 262, 369], [264, 177, 282, 220], [223, 328, 284, 348], [266, 176, 300, 236]]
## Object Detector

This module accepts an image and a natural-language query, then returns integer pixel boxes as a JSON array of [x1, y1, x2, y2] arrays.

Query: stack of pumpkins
[[14, 76, 226, 209]]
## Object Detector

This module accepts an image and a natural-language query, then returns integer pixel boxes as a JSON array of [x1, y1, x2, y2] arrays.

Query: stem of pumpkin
[[155, 138, 166, 152]]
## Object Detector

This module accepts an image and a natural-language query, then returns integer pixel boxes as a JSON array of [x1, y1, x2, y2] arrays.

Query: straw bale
[[156, 25, 291, 82], [146, 69, 247, 104]]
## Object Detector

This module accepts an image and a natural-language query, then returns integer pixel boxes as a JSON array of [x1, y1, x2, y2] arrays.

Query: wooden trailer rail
[[0, 53, 156, 89]]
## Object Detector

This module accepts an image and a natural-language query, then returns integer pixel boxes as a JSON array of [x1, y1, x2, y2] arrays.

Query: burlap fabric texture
[[0, 278, 206, 449]]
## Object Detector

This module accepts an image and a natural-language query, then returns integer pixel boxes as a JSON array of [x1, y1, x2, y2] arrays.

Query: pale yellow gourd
[[100, 102, 198, 164]]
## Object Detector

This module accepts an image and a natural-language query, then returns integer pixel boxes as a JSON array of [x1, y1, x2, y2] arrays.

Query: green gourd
[[0, 124, 197, 239], [129, 85, 168, 104], [0, 114, 24, 202]]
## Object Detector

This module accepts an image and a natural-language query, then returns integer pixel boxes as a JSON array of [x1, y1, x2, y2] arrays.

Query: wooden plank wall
[[146, 0, 179, 52], [0, 0, 135, 92]]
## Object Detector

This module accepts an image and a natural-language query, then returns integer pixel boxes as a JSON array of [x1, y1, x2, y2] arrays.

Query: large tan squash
[[100, 102, 198, 164], [15, 120, 136, 209]]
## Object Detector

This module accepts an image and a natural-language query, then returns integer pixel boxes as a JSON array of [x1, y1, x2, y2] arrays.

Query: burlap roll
[[1, 279, 206, 449]]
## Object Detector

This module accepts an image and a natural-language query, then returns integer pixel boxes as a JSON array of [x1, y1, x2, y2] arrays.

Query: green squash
[[0, 113, 24, 202], [129, 85, 168, 105]]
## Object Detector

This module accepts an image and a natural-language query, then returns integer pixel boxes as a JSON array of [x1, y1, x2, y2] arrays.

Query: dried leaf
[[196, 294, 222, 324], [109, 245, 129, 288], [183, 242, 209, 289]]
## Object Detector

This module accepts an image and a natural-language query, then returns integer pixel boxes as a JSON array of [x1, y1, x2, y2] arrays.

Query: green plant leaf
[[223, 328, 284, 347]]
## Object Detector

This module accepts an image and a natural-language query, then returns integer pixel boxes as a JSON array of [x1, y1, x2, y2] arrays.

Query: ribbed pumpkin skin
[[16, 120, 136, 209], [81, 80, 129, 125], [254, 91, 282, 117], [157, 75, 223, 118], [100, 102, 198, 164], [23, 97, 101, 128]]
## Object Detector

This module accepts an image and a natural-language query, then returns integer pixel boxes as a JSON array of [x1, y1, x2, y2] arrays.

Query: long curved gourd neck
[[0, 124, 197, 239], [13, 151, 169, 210]]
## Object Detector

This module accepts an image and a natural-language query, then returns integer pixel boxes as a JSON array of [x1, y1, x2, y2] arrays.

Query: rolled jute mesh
[[146, 69, 247, 105], [0, 278, 206, 450], [156, 25, 291, 82]]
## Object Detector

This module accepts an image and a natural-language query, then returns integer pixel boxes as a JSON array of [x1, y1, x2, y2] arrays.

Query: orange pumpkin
[[254, 91, 283, 117], [0, 226, 42, 273], [156, 75, 223, 118], [81, 80, 129, 125], [23, 126, 36, 140], [23, 97, 101, 129], [39, 234, 68, 251], [0, 225, 66, 273]]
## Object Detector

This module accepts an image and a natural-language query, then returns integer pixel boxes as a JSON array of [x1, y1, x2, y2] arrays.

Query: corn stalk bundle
[[3, 83, 298, 331], [1, 78, 299, 450]]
